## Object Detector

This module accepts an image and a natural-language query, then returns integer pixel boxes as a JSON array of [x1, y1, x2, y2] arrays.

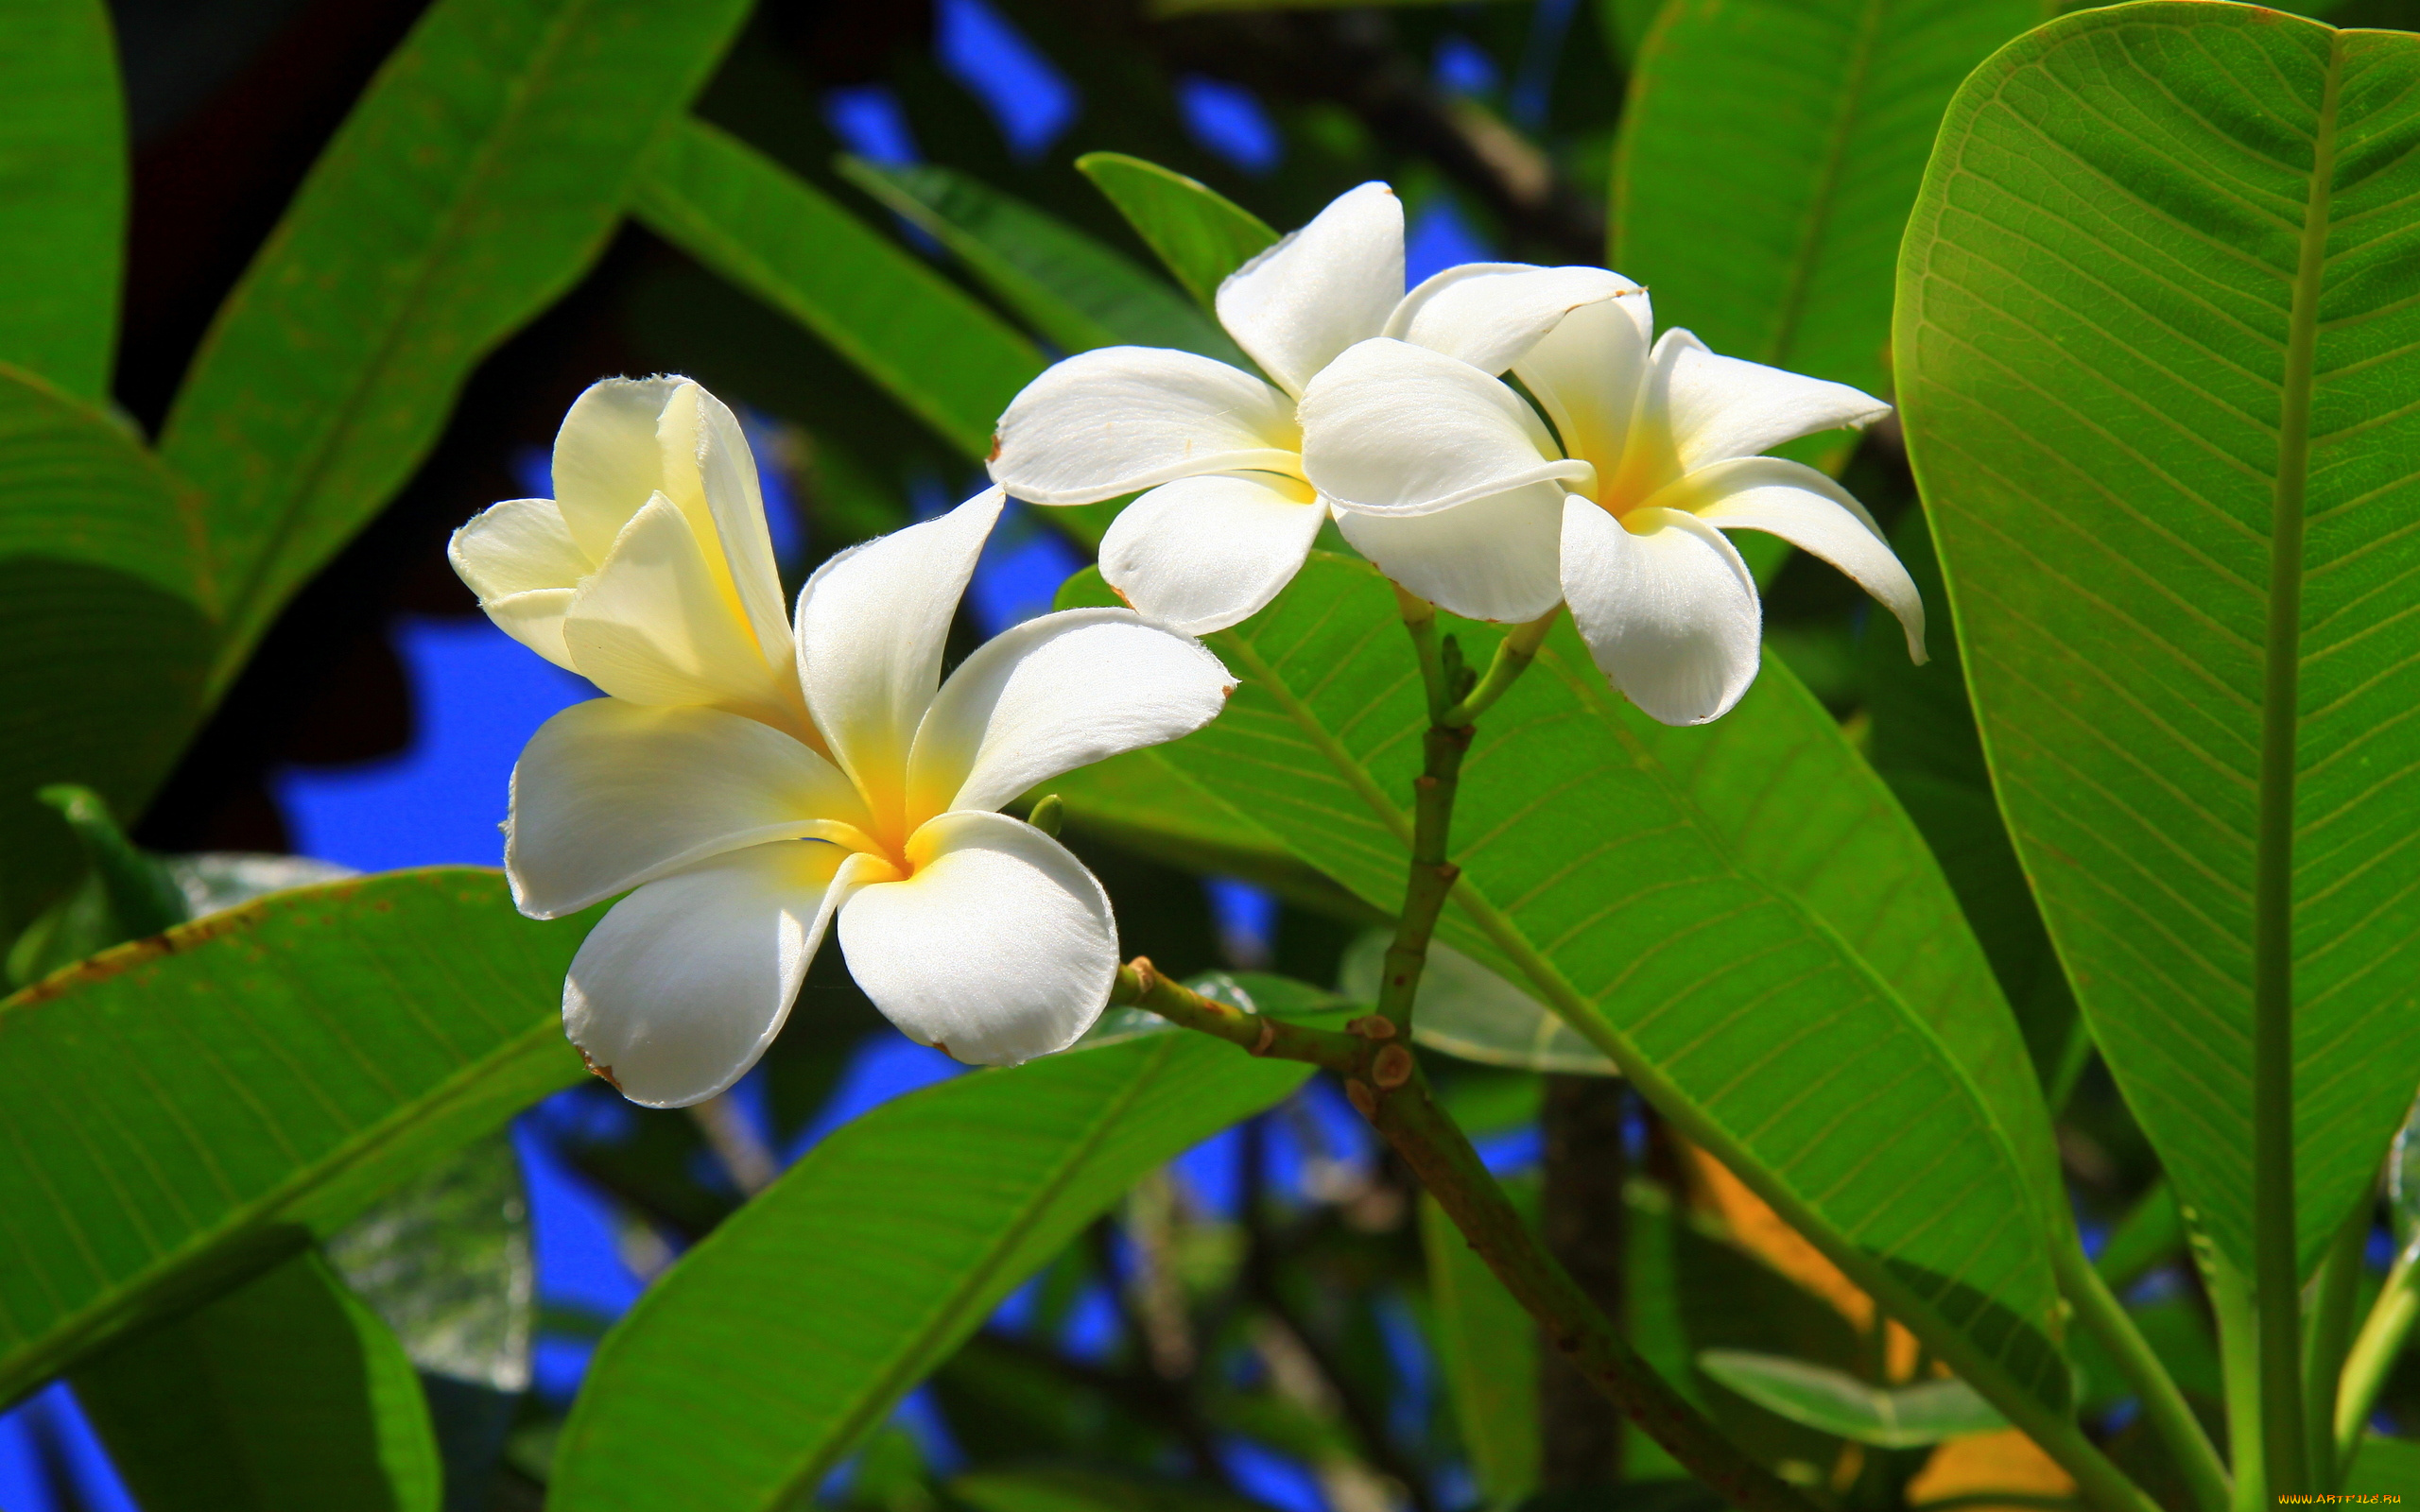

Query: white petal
[[1682, 457, 1927, 663], [907, 609, 1236, 818], [797, 488, 1003, 825], [563, 842, 861, 1108], [671, 381, 796, 669], [989, 347, 1300, 504], [507, 699, 869, 919], [1511, 294, 1657, 482], [1299, 338, 1587, 518], [451, 497, 592, 597], [1387, 263, 1645, 376], [561, 493, 796, 720], [1099, 473, 1325, 634], [1561, 499, 1762, 727], [1334, 483, 1566, 623], [552, 376, 683, 560], [479, 588, 579, 670], [1655, 331, 1891, 472], [449, 497, 588, 668], [1216, 181, 1403, 397], [838, 811, 1117, 1065]]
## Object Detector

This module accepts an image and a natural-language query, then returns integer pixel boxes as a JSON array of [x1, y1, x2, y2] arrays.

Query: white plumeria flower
[[504, 490, 1236, 1107], [987, 183, 1634, 635], [1298, 273, 1927, 726], [449, 376, 807, 735]]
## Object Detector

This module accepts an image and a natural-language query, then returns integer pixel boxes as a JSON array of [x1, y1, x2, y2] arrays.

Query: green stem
[[2191, 1218, 2265, 1509], [1443, 606, 1562, 727], [2333, 1233, 2420, 1467], [1108, 964, 1822, 1512], [2057, 1244, 2230, 1512], [2303, 1201, 2369, 1488], [2252, 29, 2342, 1492]]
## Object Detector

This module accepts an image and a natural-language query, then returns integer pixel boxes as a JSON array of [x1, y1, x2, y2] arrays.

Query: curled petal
[[798, 489, 1003, 825], [552, 376, 683, 560], [1678, 457, 1927, 663], [1561, 499, 1762, 727], [1334, 483, 1566, 624], [1511, 295, 1657, 482], [1387, 263, 1644, 376], [989, 348, 1300, 504], [562, 494, 794, 719], [1099, 472, 1325, 635], [666, 381, 795, 666], [1655, 331, 1890, 471], [839, 811, 1117, 1065], [449, 497, 589, 667], [564, 841, 861, 1108], [1300, 338, 1587, 518], [908, 609, 1236, 817], [508, 699, 869, 919], [1216, 181, 1403, 397]]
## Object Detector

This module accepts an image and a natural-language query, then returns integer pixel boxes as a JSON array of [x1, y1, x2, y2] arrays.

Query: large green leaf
[[1060, 558, 2074, 1433], [73, 1252, 441, 1512], [160, 0, 752, 686], [1613, 0, 2045, 410], [0, 367, 215, 935], [1420, 1192, 1539, 1507], [0, 868, 595, 1400], [633, 117, 1046, 467], [1074, 152, 1276, 313], [550, 1029, 1311, 1512], [1895, 2, 2420, 1277], [836, 156, 1246, 366], [0, 0, 125, 397]]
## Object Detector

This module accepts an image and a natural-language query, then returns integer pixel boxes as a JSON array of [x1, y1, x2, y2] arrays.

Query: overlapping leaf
[[1896, 2, 2420, 1277], [0, 869, 595, 1399], [161, 0, 754, 685], [0, 0, 125, 398], [1062, 557, 2071, 1430], [550, 1026, 1310, 1512]]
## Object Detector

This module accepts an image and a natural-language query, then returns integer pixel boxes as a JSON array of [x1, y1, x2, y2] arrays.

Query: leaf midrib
[[1763, 0, 1888, 369], [754, 1041, 1177, 1512]]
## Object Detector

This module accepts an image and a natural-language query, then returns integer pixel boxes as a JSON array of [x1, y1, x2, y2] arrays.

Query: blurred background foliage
[[7, 0, 2419, 1507]]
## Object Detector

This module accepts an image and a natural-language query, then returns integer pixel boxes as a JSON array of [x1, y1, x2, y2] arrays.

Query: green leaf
[[160, 0, 753, 686], [36, 784, 187, 938], [1059, 557, 2074, 1432], [1611, 0, 2046, 410], [1042, 751, 1380, 922], [634, 117, 1046, 467], [0, 868, 596, 1400], [1864, 508, 2080, 1097], [1696, 1349, 2007, 1449], [948, 1467, 1272, 1512], [1895, 2, 2420, 1277], [2344, 1434, 2420, 1493], [1075, 152, 1276, 312], [1340, 929, 1614, 1074], [549, 1032, 1310, 1512], [0, 0, 125, 397], [0, 366, 215, 935], [1420, 1192, 1539, 1507], [72, 1252, 441, 1512], [836, 156, 1247, 366]]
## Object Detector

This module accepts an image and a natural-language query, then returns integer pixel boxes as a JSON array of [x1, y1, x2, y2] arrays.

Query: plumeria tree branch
[[1108, 960, 1818, 1512], [1112, 594, 1820, 1512]]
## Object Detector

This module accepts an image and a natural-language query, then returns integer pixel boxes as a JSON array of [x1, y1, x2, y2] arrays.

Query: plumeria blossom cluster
[[992, 183, 1927, 726], [462, 184, 1933, 1105], [454, 378, 1234, 1106]]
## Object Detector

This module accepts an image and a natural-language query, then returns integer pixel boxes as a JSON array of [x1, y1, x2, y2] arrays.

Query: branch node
[[1373, 1044, 1413, 1090], [1346, 1015, 1397, 1040], [1251, 1018, 1276, 1056], [1344, 1078, 1378, 1120]]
